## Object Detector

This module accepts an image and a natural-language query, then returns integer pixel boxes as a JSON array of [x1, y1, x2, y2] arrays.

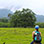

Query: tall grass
[[0, 28, 43, 44]]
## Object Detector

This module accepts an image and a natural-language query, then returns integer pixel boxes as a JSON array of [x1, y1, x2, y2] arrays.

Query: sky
[[0, 0, 44, 15]]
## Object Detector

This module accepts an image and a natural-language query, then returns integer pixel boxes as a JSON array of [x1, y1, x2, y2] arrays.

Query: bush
[[35, 22, 44, 28], [0, 22, 10, 27]]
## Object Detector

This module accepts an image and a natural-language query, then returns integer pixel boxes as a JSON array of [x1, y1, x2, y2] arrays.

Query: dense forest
[[0, 8, 44, 28]]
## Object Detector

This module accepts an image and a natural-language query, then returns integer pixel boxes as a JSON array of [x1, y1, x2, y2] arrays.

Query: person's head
[[35, 25, 39, 31]]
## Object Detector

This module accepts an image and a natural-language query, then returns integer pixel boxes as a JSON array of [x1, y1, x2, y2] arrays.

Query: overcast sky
[[0, 0, 44, 15]]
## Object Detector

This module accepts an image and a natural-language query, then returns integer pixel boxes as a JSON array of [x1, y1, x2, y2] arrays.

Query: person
[[30, 25, 42, 44]]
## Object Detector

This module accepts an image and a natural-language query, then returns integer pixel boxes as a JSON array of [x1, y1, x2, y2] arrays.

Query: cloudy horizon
[[0, 0, 44, 15]]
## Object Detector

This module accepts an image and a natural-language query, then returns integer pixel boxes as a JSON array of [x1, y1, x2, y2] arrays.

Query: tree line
[[0, 8, 44, 28]]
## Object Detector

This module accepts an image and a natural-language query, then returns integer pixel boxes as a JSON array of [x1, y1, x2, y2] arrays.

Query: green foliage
[[10, 8, 36, 27], [35, 23, 44, 28], [0, 22, 10, 27], [0, 17, 8, 23]]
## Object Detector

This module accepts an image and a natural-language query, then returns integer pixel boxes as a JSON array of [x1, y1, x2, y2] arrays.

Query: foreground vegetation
[[0, 28, 43, 44]]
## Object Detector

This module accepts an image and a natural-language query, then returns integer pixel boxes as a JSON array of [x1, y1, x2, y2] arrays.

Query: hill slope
[[0, 9, 13, 18], [35, 15, 44, 22]]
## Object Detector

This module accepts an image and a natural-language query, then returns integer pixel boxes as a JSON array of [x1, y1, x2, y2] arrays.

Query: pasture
[[0, 28, 43, 44]]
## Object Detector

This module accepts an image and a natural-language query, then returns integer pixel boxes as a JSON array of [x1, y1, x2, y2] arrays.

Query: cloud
[[0, 0, 44, 15]]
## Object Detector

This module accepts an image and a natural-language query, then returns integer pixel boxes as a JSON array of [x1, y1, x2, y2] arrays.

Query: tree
[[0, 17, 8, 23], [10, 8, 36, 27]]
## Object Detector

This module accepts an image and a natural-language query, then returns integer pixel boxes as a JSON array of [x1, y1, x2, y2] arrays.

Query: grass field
[[0, 28, 44, 44]]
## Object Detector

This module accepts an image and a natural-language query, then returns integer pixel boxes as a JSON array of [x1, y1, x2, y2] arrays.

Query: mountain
[[35, 15, 44, 22], [0, 9, 13, 18]]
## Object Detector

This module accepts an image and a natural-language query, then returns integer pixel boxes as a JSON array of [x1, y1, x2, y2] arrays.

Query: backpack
[[34, 31, 41, 43]]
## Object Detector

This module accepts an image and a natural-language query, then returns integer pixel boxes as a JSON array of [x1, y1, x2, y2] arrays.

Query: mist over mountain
[[0, 9, 13, 18], [35, 15, 44, 22]]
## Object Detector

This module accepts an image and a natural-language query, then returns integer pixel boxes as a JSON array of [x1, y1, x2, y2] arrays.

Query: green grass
[[0, 28, 43, 44]]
